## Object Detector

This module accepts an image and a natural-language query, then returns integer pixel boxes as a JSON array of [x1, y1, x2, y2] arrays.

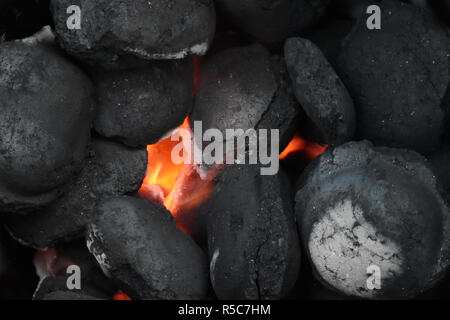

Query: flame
[[279, 133, 328, 161], [138, 117, 217, 233], [113, 291, 132, 300]]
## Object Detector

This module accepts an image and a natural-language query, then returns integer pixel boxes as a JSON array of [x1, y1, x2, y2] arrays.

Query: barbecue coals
[[337, 0, 450, 155], [50, 0, 216, 68], [0, 28, 93, 214], [87, 196, 210, 300], [0, 0, 450, 301], [295, 141, 450, 299], [205, 164, 300, 300], [191, 44, 300, 154], [94, 60, 194, 147], [4, 138, 147, 248], [285, 37, 356, 146]]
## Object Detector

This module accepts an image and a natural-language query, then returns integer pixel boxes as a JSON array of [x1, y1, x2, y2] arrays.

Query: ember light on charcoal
[[1, 0, 450, 302], [94, 59, 194, 147]]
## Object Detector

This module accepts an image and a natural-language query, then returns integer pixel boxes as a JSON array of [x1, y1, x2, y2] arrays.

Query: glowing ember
[[113, 291, 132, 300], [279, 133, 328, 161], [34, 247, 74, 279], [138, 117, 217, 233]]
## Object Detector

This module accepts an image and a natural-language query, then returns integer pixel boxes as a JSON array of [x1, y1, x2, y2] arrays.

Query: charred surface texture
[[94, 59, 193, 147], [4, 138, 147, 248], [285, 37, 356, 146], [51, 0, 216, 68], [205, 165, 300, 300], [338, 0, 450, 154], [87, 196, 210, 300], [0, 30, 93, 214], [191, 44, 300, 151], [295, 141, 450, 299]]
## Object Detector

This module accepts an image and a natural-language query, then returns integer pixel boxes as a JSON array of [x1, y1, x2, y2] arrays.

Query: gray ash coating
[[214, 0, 330, 43], [295, 141, 450, 299], [0, 30, 93, 214], [93, 59, 193, 147], [50, 0, 216, 68], [285, 37, 356, 146], [87, 196, 210, 300], [337, 0, 450, 155], [4, 138, 147, 248], [191, 44, 300, 151], [205, 165, 300, 300]]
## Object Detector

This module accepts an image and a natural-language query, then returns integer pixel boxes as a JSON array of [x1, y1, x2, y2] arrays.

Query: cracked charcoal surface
[[285, 37, 356, 146], [191, 44, 300, 153], [87, 196, 210, 300], [337, 0, 450, 155], [295, 141, 450, 299], [0, 29, 93, 214], [94, 59, 193, 147], [4, 138, 147, 248], [205, 165, 300, 300], [214, 0, 330, 43], [50, 0, 216, 69]]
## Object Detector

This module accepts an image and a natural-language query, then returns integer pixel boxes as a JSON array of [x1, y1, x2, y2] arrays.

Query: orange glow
[[34, 247, 74, 279], [138, 117, 218, 233], [113, 291, 132, 300], [279, 133, 328, 161]]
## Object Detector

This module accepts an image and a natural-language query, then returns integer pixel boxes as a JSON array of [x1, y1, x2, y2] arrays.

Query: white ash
[[308, 199, 403, 298], [209, 249, 220, 287], [86, 224, 112, 278], [124, 42, 208, 60]]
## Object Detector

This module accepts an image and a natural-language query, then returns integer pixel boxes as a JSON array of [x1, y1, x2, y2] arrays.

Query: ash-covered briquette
[[285, 37, 356, 146], [94, 59, 193, 147], [50, 0, 216, 68], [33, 276, 108, 300], [4, 138, 147, 248], [0, 28, 93, 214], [295, 141, 450, 299], [87, 196, 210, 300], [337, 0, 450, 155], [214, 0, 330, 43], [191, 44, 300, 151], [204, 165, 300, 300]]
